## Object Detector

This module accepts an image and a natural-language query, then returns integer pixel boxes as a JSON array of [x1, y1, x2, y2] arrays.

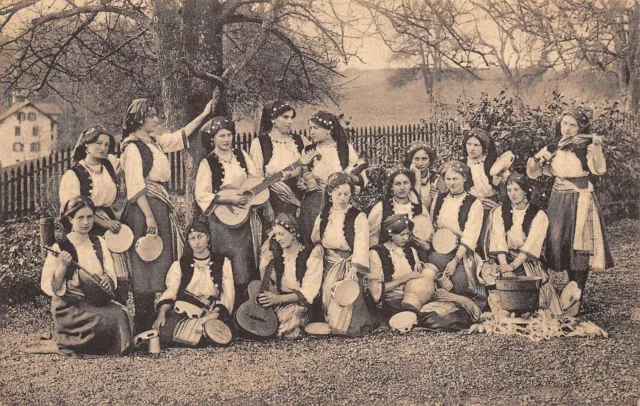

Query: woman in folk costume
[[487, 173, 563, 315], [59, 125, 129, 304], [195, 117, 261, 309], [250, 100, 310, 219], [310, 173, 382, 336], [152, 221, 235, 348], [298, 111, 366, 246], [527, 107, 613, 314], [369, 215, 437, 319], [404, 141, 440, 209], [119, 98, 212, 333], [35, 196, 132, 356], [257, 214, 322, 339], [368, 167, 433, 252]]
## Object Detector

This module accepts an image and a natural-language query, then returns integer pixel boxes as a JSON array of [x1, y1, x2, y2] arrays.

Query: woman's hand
[[217, 190, 249, 207], [491, 176, 502, 186], [405, 271, 423, 281], [105, 220, 122, 234], [301, 171, 318, 190], [444, 258, 458, 277], [591, 135, 603, 146], [410, 163, 421, 178], [145, 216, 158, 235], [99, 275, 113, 292], [412, 236, 431, 252], [257, 291, 280, 308], [201, 100, 214, 117], [58, 251, 72, 269], [498, 264, 516, 277], [152, 313, 166, 330]]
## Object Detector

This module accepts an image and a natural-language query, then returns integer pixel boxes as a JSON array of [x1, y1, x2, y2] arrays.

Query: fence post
[[27, 162, 35, 213]]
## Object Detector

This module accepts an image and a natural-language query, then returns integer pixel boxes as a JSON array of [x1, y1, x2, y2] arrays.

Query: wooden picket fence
[[0, 122, 457, 220]]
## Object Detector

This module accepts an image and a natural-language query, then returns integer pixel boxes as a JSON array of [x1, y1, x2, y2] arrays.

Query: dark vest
[[70, 160, 118, 200], [319, 206, 361, 251], [272, 246, 311, 293], [501, 203, 540, 237], [176, 254, 225, 308], [258, 132, 305, 171], [57, 236, 104, 280], [378, 199, 423, 243], [204, 149, 248, 194], [371, 244, 416, 283], [123, 140, 153, 179], [433, 193, 476, 232]]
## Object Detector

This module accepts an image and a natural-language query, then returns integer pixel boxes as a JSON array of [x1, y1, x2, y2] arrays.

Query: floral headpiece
[[201, 116, 236, 137], [383, 214, 412, 235], [274, 213, 301, 240], [310, 111, 336, 131], [269, 100, 296, 119]]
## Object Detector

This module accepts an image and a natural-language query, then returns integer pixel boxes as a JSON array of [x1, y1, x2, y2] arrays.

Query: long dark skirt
[[546, 189, 614, 272], [122, 196, 176, 293], [427, 251, 471, 297], [299, 189, 323, 247], [207, 215, 258, 286], [52, 296, 132, 356]]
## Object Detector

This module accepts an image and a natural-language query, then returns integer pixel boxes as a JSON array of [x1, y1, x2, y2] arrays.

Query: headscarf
[[463, 128, 497, 161], [122, 98, 155, 139], [403, 140, 436, 170], [439, 160, 473, 191], [309, 110, 350, 155], [200, 116, 236, 150], [506, 172, 533, 200], [273, 213, 302, 241], [258, 100, 296, 135], [186, 219, 211, 239], [385, 166, 416, 198], [383, 214, 413, 236], [71, 125, 115, 163]]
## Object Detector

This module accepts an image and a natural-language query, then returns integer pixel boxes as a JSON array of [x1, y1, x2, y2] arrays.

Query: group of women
[[31, 98, 613, 357]]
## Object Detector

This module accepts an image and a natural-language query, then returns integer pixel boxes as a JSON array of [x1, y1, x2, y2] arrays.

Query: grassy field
[[0, 219, 638, 405]]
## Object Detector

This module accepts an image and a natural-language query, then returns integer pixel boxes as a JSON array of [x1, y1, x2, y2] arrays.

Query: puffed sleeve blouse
[[489, 205, 549, 259], [59, 154, 121, 208], [430, 193, 484, 252]]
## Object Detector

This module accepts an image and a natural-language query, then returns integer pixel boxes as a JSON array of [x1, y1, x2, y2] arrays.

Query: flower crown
[[275, 219, 301, 239]]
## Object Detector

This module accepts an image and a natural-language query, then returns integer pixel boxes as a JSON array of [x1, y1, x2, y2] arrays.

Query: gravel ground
[[0, 219, 638, 405]]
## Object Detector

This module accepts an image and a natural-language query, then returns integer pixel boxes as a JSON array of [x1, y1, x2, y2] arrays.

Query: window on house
[[30, 142, 40, 152], [27, 112, 36, 121], [32, 126, 39, 137], [13, 143, 23, 152], [14, 126, 21, 136], [16, 112, 25, 121]]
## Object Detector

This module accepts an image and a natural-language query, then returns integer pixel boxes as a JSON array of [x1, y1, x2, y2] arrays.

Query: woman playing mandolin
[[195, 117, 261, 310], [527, 108, 614, 314], [256, 214, 322, 339]]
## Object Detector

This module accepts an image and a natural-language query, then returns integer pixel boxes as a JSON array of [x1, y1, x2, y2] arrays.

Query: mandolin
[[234, 243, 279, 338], [213, 150, 321, 228]]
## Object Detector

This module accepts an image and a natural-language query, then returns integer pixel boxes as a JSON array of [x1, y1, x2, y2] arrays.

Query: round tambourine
[[490, 151, 515, 176], [135, 234, 163, 262], [332, 279, 360, 307], [479, 260, 500, 287], [412, 214, 432, 241], [432, 229, 458, 254], [174, 301, 204, 319], [104, 224, 134, 253], [203, 319, 232, 346], [389, 311, 418, 334], [305, 322, 332, 336]]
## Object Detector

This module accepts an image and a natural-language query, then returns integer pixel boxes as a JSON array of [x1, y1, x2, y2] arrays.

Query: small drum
[[305, 322, 332, 336], [174, 301, 204, 319], [203, 319, 232, 346], [412, 214, 432, 241], [490, 151, 515, 176], [134, 329, 160, 354], [77, 268, 115, 307], [389, 311, 418, 334], [104, 224, 134, 253], [173, 317, 204, 347], [432, 229, 458, 254], [332, 279, 360, 306], [479, 260, 500, 287], [136, 234, 163, 262]]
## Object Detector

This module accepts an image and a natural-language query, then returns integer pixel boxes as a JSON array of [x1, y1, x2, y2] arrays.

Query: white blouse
[[309, 143, 360, 182], [311, 206, 370, 269], [59, 155, 121, 208], [261, 247, 323, 305], [528, 143, 606, 179], [250, 133, 309, 177], [468, 156, 495, 199], [157, 257, 235, 313], [489, 205, 549, 259], [369, 242, 420, 298], [121, 131, 187, 201], [194, 150, 258, 214], [367, 199, 432, 247], [430, 192, 484, 251], [41, 235, 117, 297]]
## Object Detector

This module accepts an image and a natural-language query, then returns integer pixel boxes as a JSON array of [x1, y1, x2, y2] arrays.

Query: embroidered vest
[[70, 160, 118, 199], [319, 206, 361, 251], [124, 140, 154, 179], [258, 132, 305, 171], [176, 254, 225, 308], [272, 246, 311, 293], [433, 193, 476, 232], [378, 199, 423, 243], [204, 149, 248, 194], [57, 236, 103, 280], [371, 244, 416, 283], [501, 203, 540, 237]]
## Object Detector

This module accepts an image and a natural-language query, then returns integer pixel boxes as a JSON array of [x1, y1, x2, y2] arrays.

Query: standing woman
[[487, 173, 563, 315], [195, 117, 261, 309], [368, 167, 433, 251], [310, 173, 382, 336], [257, 214, 322, 339], [38, 196, 132, 356], [120, 98, 212, 333], [404, 141, 439, 209], [298, 111, 365, 246], [527, 108, 613, 313], [250, 100, 309, 218]]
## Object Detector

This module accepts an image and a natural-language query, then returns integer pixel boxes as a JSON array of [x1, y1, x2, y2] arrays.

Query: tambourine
[[432, 229, 458, 254], [135, 234, 163, 262], [412, 214, 432, 241], [389, 311, 418, 334], [332, 279, 360, 307], [174, 301, 204, 319], [104, 224, 134, 253], [479, 260, 500, 287], [77, 268, 115, 307], [490, 151, 515, 176], [305, 322, 332, 335], [203, 319, 232, 346], [560, 281, 581, 314]]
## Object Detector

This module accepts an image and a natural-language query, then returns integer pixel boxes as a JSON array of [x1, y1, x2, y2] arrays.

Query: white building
[[0, 99, 62, 168]]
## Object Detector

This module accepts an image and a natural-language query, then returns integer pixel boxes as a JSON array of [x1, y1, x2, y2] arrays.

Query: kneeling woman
[[310, 173, 382, 336], [488, 173, 562, 315], [369, 215, 437, 318], [40, 196, 133, 356], [153, 221, 234, 348], [257, 214, 322, 339]]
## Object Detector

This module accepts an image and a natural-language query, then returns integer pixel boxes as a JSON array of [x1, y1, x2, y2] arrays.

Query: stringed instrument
[[234, 241, 279, 338], [213, 150, 321, 228]]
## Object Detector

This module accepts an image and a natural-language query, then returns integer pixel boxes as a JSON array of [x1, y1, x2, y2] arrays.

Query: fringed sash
[[553, 177, 594, 253]]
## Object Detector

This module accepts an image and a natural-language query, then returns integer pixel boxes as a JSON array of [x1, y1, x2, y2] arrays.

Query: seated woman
[[369, 215, 437, 319], [152, 221, 234, 348], [368, 167, 433, 254], [404, 141, 440, 209], [310, 172, 382, 336], [34, 196, 132, 356], [487, 173, 563, 315], [257, 214, 322, 339]]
